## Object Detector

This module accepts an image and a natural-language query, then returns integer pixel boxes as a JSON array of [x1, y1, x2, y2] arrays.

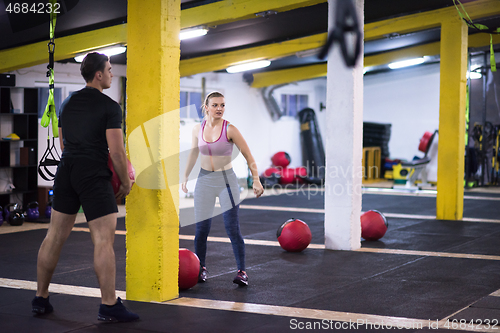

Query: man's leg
[[36, 209, 77, 298], [87, 213, 117, 305]]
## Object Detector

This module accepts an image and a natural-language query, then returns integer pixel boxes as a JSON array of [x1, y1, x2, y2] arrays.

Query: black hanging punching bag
[[298, 108, 325, 184]]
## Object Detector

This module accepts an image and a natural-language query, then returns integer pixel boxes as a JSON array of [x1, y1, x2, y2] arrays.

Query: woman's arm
[[227, 124, 264, 198], [182, 124, 200, 193]]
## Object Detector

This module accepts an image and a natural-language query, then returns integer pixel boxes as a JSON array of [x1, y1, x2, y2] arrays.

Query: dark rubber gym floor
[[1, 188, 500, 332]]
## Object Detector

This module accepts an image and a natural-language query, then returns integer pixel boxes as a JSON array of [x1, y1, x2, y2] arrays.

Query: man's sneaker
[[198, 266, 208, 283], [233, 270, 248, 286], [32, 296, 53, 315], [97, 297, 139, 322]]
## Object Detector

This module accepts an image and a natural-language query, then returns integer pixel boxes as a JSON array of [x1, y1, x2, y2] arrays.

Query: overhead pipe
[[261, 84, 288, 121]]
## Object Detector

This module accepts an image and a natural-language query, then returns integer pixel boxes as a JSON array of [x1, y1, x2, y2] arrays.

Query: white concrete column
[[324, 0, 364, 250]]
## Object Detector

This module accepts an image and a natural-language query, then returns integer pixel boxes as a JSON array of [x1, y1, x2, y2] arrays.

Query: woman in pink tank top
[[182, 91, 264, 287]]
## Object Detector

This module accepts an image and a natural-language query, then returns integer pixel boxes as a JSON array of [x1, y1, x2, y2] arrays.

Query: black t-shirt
[[58, 87, 122, 163]]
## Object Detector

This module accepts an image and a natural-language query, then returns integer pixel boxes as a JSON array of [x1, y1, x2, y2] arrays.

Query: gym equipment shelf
[[0, 87, 38, 210]]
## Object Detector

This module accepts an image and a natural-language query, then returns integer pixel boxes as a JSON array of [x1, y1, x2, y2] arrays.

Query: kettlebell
[[5, 203, 25, 226], [4, 205, 10, 222], [45, 202, 52, 219], [26, 201, 40, 222], [0, 205, 3, 226]]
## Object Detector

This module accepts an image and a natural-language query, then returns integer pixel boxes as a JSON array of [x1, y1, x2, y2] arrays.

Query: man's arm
[[58, 127, 64, 152], [106, 128, 131, 200]]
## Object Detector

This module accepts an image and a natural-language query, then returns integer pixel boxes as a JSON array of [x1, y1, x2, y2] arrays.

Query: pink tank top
[[198, 120, 233, 156]]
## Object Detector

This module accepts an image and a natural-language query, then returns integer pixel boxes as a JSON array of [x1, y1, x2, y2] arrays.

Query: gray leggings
[[194, 168, 245, 271]]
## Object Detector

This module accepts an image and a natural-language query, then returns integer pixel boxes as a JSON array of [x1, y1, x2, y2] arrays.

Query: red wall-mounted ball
[[107, 154, 136, 195], [361, 210, 388, 241], [178, 248, 200, 290], [277, 219, 312, 252]]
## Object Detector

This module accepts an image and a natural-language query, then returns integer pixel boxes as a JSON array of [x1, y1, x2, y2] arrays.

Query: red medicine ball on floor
[[294, 167, 308, 184], [263, 167, 282, 178], [271, 152, 291, 168], [361, 210, 388, 241], [178, 248, 200, 290], [279, 168, 296, 184], [277, 219, 312, 252], [107, 154, 136, 194]]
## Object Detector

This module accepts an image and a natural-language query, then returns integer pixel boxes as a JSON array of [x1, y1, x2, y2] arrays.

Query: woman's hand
[[181, 178, 189, 193], [253, 179, 264, 198]]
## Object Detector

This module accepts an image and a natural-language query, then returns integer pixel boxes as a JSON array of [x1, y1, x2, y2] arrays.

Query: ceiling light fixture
[[180, 27, 208, 40], [469, 72, 482, 79], [226, 60, 271, 73], [468, 65, 482, 80], [388, 57, 425, 69], [74, 46, 127, 62]]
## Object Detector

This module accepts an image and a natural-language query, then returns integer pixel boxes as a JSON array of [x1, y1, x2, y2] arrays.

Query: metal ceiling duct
[[261, 84, 288, 121]]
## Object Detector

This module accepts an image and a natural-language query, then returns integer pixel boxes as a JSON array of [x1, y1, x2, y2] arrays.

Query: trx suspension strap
[[317, 0, 362, 67], [453, 0, 499, 72], [38, 0, 60, 181]]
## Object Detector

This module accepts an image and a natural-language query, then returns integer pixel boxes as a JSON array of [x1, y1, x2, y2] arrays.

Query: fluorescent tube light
[[388, 57, 425, 69], [469, 72, 482, 79], [226, 60, 271, 73], [74, 46, 127, 62], [180, 27, 208, 40]]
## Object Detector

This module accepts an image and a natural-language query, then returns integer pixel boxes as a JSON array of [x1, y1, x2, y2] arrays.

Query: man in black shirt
[[32, 53, 139, 322]]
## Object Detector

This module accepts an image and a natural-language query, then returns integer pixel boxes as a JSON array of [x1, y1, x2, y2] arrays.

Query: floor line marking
[[239, 205, 324, 213], [164, 297, 431, 330], [1, 206, 499, 237], [490, 289, 500, 297], [70, 228, 500, 261], [362, 187, 500, 201], [162, 297, 496, 332], [0, 277, 126, 299], [239, 205, 500, 223], [0, 277, 494, 332], [355, 247, 500, 261]]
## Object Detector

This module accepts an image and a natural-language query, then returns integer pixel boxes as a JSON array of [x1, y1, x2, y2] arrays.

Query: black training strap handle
[[318, 0, 362, 68]]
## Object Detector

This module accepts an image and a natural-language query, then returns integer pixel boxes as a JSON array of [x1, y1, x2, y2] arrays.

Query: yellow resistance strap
[[41, 0, 59, 137], [38, 0, 60, 182], [453, 0, 499, 72]]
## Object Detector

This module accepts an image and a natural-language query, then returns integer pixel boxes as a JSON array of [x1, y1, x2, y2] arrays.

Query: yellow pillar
[[125, 0, 180, 301], [436, 18, 468, 220]]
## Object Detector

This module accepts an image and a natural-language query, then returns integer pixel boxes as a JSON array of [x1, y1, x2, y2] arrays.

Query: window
[[180, 91, 203, 119], [38, 88, 62, 119], [280, 94, 308, 117]]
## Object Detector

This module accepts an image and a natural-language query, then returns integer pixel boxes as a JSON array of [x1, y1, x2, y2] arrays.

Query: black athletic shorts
[[52, 157, 118, 221]]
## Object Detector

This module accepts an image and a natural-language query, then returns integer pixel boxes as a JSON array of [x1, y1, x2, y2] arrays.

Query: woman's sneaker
[[233, 270, 248, 286], [32, 296, 53, 315], [98, 297, 140, 322], [198, 266, 208, 283]]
